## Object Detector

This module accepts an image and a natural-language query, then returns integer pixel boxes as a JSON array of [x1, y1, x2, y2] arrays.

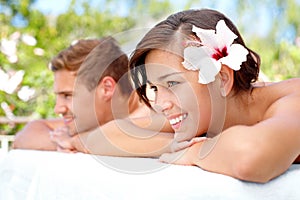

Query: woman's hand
[[170, 136, 206, 152], [160, 137, 206, 165]]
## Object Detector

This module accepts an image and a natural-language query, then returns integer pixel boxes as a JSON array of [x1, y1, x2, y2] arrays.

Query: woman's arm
[[160, 94, 300, 183]]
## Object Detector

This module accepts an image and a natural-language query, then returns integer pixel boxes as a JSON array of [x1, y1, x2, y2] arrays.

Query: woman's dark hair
[[129, 9, 260, 107]]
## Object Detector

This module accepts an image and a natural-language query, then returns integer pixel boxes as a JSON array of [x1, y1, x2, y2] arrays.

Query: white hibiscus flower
[[182, 20, 249, 84]]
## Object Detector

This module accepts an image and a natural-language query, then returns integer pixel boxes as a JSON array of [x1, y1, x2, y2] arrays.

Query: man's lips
[[63, 117, 74, 125]]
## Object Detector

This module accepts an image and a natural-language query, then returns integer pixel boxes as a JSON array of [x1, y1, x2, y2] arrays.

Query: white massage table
[[0, 149, 299, 200]]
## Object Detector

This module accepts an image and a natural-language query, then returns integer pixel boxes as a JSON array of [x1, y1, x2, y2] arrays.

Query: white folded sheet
[[0, 149, 299, 200]]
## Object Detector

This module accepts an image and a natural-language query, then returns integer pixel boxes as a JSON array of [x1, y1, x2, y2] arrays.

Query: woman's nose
[[153, 88, 174, 113]]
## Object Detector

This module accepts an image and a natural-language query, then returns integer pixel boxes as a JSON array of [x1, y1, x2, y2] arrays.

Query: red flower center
[[212, 46, 228, 60]]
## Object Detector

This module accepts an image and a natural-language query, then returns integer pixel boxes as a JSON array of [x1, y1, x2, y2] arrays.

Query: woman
[[129, 8, 300, 183]]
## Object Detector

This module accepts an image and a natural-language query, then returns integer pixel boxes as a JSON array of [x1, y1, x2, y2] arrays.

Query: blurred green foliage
[[0, 0, 299, 135]]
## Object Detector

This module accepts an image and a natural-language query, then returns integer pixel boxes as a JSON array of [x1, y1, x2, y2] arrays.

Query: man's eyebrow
[[157, 72, 185, 81], [54, 91, 73, 95]]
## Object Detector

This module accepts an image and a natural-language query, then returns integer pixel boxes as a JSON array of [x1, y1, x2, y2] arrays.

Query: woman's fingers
[[161, 140, 205, 165], [159, 149, 189, 164], [171, 137, 206, 152]]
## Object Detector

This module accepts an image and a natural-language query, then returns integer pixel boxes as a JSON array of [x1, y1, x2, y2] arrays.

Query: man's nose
[[54, 100, 67, 116]]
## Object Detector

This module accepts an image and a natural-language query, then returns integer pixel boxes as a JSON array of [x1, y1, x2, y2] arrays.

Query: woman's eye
[[150, 85, 157, 91], [146, 83, 157, 102], [167, 81, 179, 88]]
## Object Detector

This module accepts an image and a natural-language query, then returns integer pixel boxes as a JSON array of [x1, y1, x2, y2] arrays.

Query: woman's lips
[[168, 113, 188, 130]]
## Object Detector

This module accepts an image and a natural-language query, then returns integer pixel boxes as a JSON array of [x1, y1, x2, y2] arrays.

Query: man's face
[[72, 77, 100, 134], [53, 69, 105, 135], [53, 69, 77, 134]]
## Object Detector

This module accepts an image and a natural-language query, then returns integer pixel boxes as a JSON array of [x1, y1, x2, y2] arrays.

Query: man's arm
[[49, 117, 175, 157], [85, 119, 174, 157], [51, 105, 196, 157], [13, 119, 64, 151], [81, 103, 176, 157]]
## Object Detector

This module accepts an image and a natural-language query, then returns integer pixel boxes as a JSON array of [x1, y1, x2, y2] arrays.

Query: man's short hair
[[50, 39, 101, 72], [50, 37, 132, 96]]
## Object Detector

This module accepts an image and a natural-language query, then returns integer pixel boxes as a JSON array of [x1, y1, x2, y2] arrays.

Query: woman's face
[[144, 49, 212, 141]]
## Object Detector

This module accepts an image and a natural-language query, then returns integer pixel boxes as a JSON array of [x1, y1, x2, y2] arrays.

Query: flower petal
[[198, 59, 221, 84], [182, 46, 205, 71], [215, 20, 237, 49], [182, 46, 221, 84], [219, 44, 248, 70], [192, 25, 219, 49]]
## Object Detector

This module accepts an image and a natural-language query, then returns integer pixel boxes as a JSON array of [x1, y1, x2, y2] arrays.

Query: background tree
[[0, 0, 299, 135]]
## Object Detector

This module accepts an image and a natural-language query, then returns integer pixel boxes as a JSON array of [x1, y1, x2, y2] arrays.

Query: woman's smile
[[168, 113, 188, 130]]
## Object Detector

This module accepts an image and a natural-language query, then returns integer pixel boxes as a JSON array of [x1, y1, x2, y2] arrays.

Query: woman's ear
[[96, 76, 116, 101], [219, 65, 234, 97]]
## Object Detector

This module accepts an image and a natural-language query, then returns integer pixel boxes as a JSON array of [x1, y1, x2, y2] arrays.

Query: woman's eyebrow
[[157, 72, 185, 81]]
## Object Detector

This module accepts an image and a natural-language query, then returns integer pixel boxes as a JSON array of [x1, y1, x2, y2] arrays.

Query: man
[[13, 37, 135, 150], [13, 37, 174, 155]]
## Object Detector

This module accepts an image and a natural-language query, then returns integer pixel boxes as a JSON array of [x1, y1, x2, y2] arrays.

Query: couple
[[14, 8, 300, 183]]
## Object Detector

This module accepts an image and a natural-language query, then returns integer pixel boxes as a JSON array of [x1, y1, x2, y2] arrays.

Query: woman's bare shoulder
[[271, 78, 300, 93], [251, 78, 300, 119], [262, 78, 300, 117], [254, 78, 300, 93]]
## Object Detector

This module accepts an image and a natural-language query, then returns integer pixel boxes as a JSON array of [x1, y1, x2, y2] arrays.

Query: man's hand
[[50, 126, 77, 153]]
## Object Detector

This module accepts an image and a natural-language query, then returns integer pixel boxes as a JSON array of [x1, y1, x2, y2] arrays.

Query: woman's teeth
[[169, 113, 187, 125]]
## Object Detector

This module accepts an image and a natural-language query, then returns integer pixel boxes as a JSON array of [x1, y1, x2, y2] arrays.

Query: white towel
[[0, 149, 299, 200]]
